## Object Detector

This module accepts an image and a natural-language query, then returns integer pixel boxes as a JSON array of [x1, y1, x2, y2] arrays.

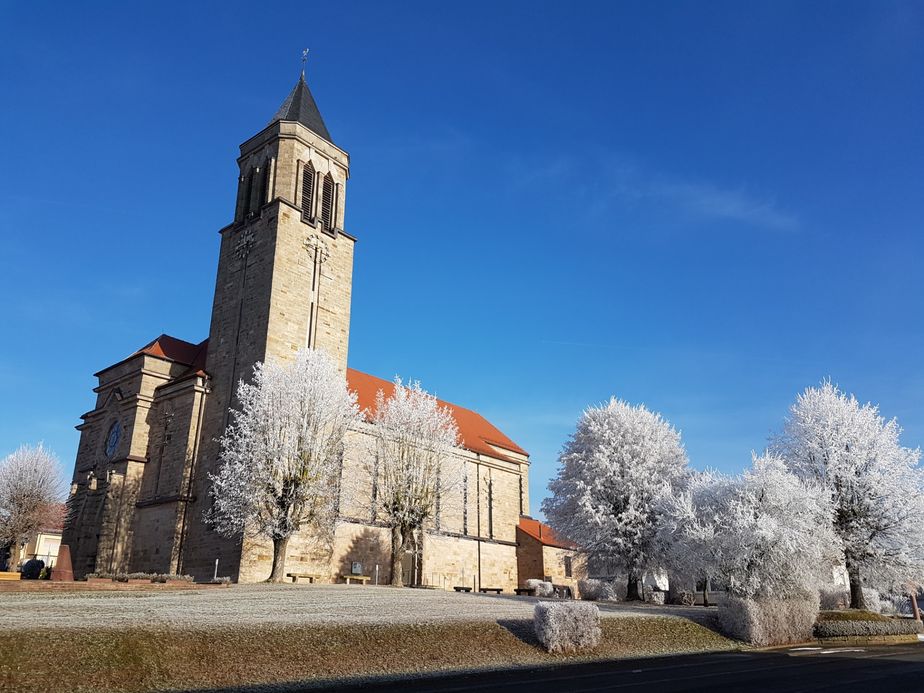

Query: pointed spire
[[270, 74, 333, 144]]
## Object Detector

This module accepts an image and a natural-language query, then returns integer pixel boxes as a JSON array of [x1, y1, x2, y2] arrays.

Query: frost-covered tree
[[661, 468, 735, 605], [772, 382, 924, 609], [715, 453, 838, 600], [543, 398, 688, 600], [0, 443, 65, 548], [369, 378, 460, 587], [666, 455, 835, 603], [207, 348, 360, 583]]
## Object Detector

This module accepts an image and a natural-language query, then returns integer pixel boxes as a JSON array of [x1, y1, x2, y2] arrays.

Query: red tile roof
[[346, 368, 527, 459], [518, 517, 576, 550], [134, 334, 208, 372], [127, 336, 527, 461]]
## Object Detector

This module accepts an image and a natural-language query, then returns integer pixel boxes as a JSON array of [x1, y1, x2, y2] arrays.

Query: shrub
[[646, 589, 666, 605], [115, 572, 155, 582], [718, 594, 820, 646], [577, 578, 621, 602], [815, 618, 923, 638], [526, 579, 555, 598], [533, 601, 602, 653], [85, 572, 114, 580], [151, 574, 195, 583], [670, 590, 695, 606], [209, 576, 232, 585]]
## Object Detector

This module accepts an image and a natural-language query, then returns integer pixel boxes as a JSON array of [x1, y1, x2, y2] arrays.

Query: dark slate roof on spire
[[270, 74, 333, 143]]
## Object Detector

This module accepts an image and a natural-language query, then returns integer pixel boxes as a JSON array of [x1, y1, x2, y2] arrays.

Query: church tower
[[179, 74, 356, 579]]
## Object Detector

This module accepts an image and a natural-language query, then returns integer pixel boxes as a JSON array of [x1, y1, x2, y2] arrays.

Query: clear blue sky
[[1, 1, 922, 518]]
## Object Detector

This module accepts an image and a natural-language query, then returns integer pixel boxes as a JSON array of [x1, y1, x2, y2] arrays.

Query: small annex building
[[62, 72, 533, 591], [516, 516, 583, 595]]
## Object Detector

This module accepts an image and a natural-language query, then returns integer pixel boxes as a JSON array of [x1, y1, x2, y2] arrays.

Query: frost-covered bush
[[646, 589, 666, 605], [719, 594, 820, 646], [578, 578, 621, 601], [533, 601, 602, 653], [670, 590, 695, 606], [151, 574, 194, 583], [84, 572, 114, 580], [526, 579, 555, 598], [815, 618, 923, 638], [210, 576, 232, 585], [115, 572, 156, 582]]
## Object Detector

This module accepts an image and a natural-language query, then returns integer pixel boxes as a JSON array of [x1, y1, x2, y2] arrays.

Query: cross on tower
[[304, 234, 330, 349]]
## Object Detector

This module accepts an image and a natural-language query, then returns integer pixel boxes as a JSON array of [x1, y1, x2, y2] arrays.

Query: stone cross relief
[[304, 234, 330, 349]]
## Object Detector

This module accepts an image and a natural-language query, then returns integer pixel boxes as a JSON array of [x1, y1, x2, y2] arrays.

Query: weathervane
[[301, 48, 309, 78]]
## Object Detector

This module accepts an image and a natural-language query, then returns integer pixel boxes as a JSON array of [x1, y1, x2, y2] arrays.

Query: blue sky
[[1, 1, 922, 518]]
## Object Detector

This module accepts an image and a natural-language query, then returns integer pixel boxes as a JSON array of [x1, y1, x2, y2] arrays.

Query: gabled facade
[[62, 73, 530, 590]]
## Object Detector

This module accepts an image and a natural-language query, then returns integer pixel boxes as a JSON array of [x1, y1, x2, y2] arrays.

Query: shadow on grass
[[496, 618, 543, 648]]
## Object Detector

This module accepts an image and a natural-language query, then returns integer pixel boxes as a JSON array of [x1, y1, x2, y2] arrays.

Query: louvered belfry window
[[301, 162, 315, 219], [243, 170, 254, 217], [321, 174, 335, 230]]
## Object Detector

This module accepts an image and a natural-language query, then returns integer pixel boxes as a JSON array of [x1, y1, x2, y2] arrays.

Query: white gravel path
[[0, 584, 705, 630]]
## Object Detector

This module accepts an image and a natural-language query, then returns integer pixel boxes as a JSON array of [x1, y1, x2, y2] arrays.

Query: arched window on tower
[[260, 159, 271, 207], [321, 173, 335, 231], [242, 168, 255, 218], [301, 162, 315, 220]]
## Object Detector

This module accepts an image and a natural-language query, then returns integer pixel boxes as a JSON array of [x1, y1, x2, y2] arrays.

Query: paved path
[[197, 643, 924, 692], [0, 584, 706, 629]]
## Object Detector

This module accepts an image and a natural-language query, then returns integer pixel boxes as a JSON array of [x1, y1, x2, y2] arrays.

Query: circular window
[[104, 420, 122, 458]]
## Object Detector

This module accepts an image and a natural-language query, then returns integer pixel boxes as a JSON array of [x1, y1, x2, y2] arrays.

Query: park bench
[[453, 586, 472, 592], [339, 574, 371, 585], [286, 573, 322, 584], [552, 584, 574, 599], [514, 587, 535, 596], [478, 587, 502, 594]]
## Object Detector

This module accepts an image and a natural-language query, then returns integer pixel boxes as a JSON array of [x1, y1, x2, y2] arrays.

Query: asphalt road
[[199, 643, 924, 693]]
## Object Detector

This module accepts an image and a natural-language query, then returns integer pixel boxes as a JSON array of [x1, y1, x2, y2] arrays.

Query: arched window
[[235, 173, 247, 221], [321, 174, 335, 230], [259, 159, 271, 207], [242, 168, 255, 217], [301, 162, 315, 219]]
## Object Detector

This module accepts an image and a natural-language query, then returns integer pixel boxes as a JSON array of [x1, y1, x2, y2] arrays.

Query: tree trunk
[[847, 561, 867, 610], [626, 574, 643, 601], [390, 525, 405, 587], [267, 535, 290, 583], [702, 583, 710, 608]]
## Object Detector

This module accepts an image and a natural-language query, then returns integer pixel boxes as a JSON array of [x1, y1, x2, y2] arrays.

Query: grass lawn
[[0, 617, 737, 692]]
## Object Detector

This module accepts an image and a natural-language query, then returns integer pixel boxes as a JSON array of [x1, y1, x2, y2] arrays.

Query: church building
[[62, 72, 531, 590]]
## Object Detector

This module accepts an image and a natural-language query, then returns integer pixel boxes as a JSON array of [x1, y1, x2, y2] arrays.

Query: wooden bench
[[514, 587, 535, 596], [339, 574, 371, 585], [479, 587, 502, 594], [286, 573, 322, 584], [453, 586, 472, 593]]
